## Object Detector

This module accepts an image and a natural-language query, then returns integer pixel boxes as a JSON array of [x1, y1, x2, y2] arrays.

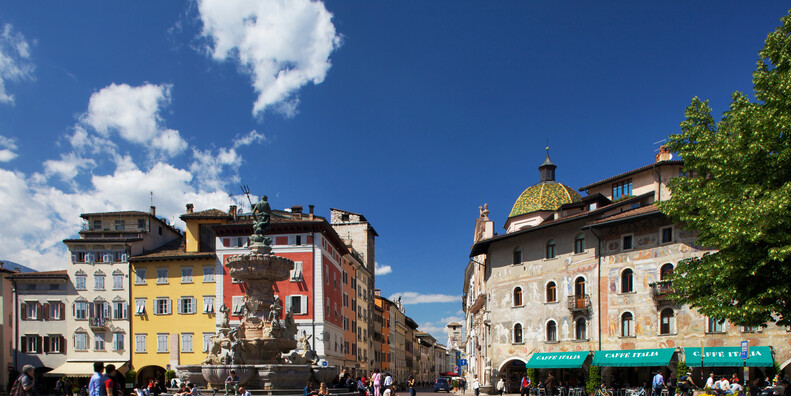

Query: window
[[575, 318, 587, 340], [157, 334, 168, 352], [203, 333, 213, 353], [742, 325, 761, 333], [113, 274, 124, 290], [135, 299, 147, 315], [546, 240, 556, 259], [512, 247, 522, 265], [343, 293, 349, 307], [24, 336, 39, 353], [135, 334, 146, 353], [203, 266, 215, 282], [621, 269, 634, 293], [181, 333, 193, 353], [546, 320, 557, 342], [94, 333, 105, 350], [112, 301, 128, 319], [138, 218, 146, 229], [513, 324, 523, 343], [295, 235, 302, 245], [74, 301, 88, 319], [621, 312, 635, 337], [94, 273, 105, 290], [660, 264, 674, 281], [612, 179, 633, 200], [114, 220, 125, 231], [181, 267, 193, 283], [75, 273, 87, 290], [154, 298, 172, 315], [707, 317, 724, 333], [135, 268, 146, 284], [513, 287, 523, 307], [660, 309, 675, 335], [114, 251, 127, 262], [203, 297, 215, 313], [622, 234, 633, 251], [546, 281, 557, 302], [178, 297, 197, 314], [156, 268, 168, 284], [74, 333, 88, 351], [574, 234, 586, 254], [290, 261, 303, 281], [232, 296, 245, 315], [49, 336, 62, 353], [93, 219, 102, 230], [50, 302, 62, 320], [25, 301, 38, 320], [113, 333, 124, 351], [659, 227, 673, 244]]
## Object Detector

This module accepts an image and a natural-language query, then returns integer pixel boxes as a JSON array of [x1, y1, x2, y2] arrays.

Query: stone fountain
[[176, 195, 336, 390]]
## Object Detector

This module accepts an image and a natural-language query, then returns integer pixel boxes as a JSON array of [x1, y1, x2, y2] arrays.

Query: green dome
[[508, 181, 582, 218]]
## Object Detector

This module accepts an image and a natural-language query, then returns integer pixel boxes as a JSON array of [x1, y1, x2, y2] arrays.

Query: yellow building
[[129, 230, 219, 384]]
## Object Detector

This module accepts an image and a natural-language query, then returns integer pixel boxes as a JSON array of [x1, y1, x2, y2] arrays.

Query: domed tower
[[505, 148, 582, 233]]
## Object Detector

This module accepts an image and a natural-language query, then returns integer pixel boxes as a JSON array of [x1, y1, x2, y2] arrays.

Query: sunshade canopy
[[684, 346, 773, 367], [592, 348, 675, 367], [525, 351, 589, 369]]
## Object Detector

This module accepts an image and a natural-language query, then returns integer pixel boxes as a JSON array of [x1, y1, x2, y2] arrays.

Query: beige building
[[0, 262, 17, 390], [468, 149, 791, 390]]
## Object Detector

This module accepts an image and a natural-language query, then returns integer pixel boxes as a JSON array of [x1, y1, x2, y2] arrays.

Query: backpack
[[10, 375, 33, 396]]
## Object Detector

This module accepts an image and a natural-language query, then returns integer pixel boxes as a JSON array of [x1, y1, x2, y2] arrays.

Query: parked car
[[435, 378, 451, 392]]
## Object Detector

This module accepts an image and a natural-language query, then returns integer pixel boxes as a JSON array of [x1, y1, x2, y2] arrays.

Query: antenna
[[150, 191, 154, 206], [653, 139, 667, 151]]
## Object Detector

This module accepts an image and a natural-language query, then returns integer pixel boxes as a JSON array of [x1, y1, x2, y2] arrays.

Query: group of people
[[496, 372, 559, 396], [88, 362, 123, 396]]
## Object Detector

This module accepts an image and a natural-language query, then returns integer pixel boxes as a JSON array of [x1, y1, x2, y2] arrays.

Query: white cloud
[[375, 261, 392, 276], [197, 0, 341, 116], [0, 24, 35, 105], [81, 83, 187, 157], [43, 153, 96, 181], [189, 130, 266, 191], [0, 134, 18, 162], [389, 291, 461, 305]]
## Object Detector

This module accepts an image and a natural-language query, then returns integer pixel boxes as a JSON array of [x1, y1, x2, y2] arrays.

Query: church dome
[[508, 148, 582, 218]]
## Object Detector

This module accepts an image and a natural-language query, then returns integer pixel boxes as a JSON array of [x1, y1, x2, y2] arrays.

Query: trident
[[241, 185, 254, 210]]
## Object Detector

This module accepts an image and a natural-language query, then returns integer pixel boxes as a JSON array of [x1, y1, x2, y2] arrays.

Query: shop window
[[575, 318, 587, 340], [546, 240, 556, 259], [513, 287, 523, 307], [546, 320, 557, 342], [574, 234, 586, 254], [660, 308, 675, 334], [621, 269, 634, 293], [513, 324, 523, 344], [621, 312, 635, 337], [546, 281, 557, 303]]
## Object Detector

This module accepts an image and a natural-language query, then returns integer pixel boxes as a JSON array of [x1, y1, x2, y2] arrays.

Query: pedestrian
[[496, 377, 505, 396], [225, 370, 239, 396], [88, 362, 105, 396], [372, 369, 383, 396], [318, 383, 329, 396], [408, 376, 416, 396], [384, 373, 393, 390], [472, 376, 481, 396], [545, 373, 556, 395], [238, 387, 250, 396], [10, 364, 36, 396], [104, 365, 119, 396], [520, 373, 532, 396], [652, 370, 665, 396]]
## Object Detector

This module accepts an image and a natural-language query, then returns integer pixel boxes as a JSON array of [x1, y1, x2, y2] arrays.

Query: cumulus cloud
[[43, 152, 96, 181], [389, 291, 461, 305], [197, 0, 341, 116], [81, 83, 187, 157], [0, 24, 35, 105], [0, 135, 18, 162], [189, 130, 266, 191], [375, 261, 392, 276]]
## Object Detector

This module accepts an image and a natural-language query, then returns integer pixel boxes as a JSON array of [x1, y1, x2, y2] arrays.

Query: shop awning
[[45, 361, 128, 377], [684, 346, 774, 367], [525, 351, 590, 369], [592, 348, 675, 367]]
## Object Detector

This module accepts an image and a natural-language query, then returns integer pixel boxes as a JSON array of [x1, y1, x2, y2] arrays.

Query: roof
[[509, 181, 582, 218], [585, 204, 662, 227], [179, 208, 232, 220], [8, 270, 68, 280], [330, 208, 380, 237], [63, 237, 143, 244], [447, 322, 462, 327], [128, 237, 215, 262], [578, 160, 684, 191], [78, 209, 182, 236]]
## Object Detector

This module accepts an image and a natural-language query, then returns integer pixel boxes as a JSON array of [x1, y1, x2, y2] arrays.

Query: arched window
[[660, 308, 675, 334], [513, 323, 523, 343], [621, 312, 635, 337], [512, 247, 522, 265], [513, 287, 523, 307], [575, 318, 587, 340], [621, 269, 634, 293], [574, 277, 585, 297], [546, 240, 556, 259], [574, 234, 586, 254], [546, 281, 557, 303], [546, 320, 557, 342], [660, 264, 674, 281]]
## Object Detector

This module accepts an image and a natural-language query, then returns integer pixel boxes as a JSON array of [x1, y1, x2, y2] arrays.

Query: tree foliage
[[660, 9, 791, 327]]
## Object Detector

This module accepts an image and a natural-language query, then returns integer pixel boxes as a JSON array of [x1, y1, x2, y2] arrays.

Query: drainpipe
[[589, 228, 603, 352], [312, 232, 317, 351], [11, 278, 18, 371]]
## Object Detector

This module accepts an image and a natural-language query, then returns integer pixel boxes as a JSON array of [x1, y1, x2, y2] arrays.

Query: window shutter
[[42, 303, 49, 320], [21, 337, 27, 353], [222, 238, 231, 247], [177, 298, 183, 314], [166, 299, 172, 314], [121, 253, 128, 262], [43, 336, 50, 353], [88, 302, 95, 318], [301, 296, 308, 315], [123, 302, 129, 319], [103, 302, 109, 318], [20, 303, 27, 320], [285, 296, 293, 313], [61, 336, 67, 353], [190, 298, 197, 314], [59, 302, 65, 320], [36, 336, 42, 353]]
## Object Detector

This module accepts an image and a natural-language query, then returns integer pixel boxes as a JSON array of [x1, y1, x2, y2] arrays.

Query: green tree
[[586, 365, 601, 395], [660, 9, 791, 327]]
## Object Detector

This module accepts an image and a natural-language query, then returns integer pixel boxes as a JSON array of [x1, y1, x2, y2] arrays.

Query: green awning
[[592, 348, 675, 367], [525, 351, 589, 369], [684, 346, 774, 367]]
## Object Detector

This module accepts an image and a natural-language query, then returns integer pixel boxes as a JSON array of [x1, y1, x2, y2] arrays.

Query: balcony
[[567, 294, 591, 313], [89, 317, 110, 330], [650, 280, 673, 301]]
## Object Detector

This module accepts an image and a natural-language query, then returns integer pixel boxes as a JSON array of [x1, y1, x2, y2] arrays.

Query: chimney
[[291, 205, 303, 220], [309, 205, 315, 220], [150, 206, 156, 217], [374, 288, 381, 297], [229, 205, 237, 217], [186, 203, 194, 214], [656, 145, 673, 162]]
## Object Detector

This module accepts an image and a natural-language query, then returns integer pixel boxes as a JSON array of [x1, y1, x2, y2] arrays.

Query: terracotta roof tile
[[578, 160, 683, 191], [586, 204, 661, 226]]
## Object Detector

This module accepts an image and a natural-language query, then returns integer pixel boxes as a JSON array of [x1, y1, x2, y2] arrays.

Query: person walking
[[88, 362, 105, 396], [104, 365, 118, 396], [10, 365, 37, 396], [408, 376, 416, 396], [472, 376, 481, 396], [652, 370, 666, 396], [520, 374, 532, 396], [496, 377, 505, 396], [372, 369, 382, 396]]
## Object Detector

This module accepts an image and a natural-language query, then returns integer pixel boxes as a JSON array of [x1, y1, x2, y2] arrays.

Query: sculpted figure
[[219, 303, 230, 328], [268, 296, 282, 323]]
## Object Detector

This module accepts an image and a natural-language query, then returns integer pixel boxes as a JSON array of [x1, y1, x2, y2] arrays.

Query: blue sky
[[0, 1, 788, 341]]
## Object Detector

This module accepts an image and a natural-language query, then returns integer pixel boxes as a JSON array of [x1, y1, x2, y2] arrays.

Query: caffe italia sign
[[592, 348, 675, 367]]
